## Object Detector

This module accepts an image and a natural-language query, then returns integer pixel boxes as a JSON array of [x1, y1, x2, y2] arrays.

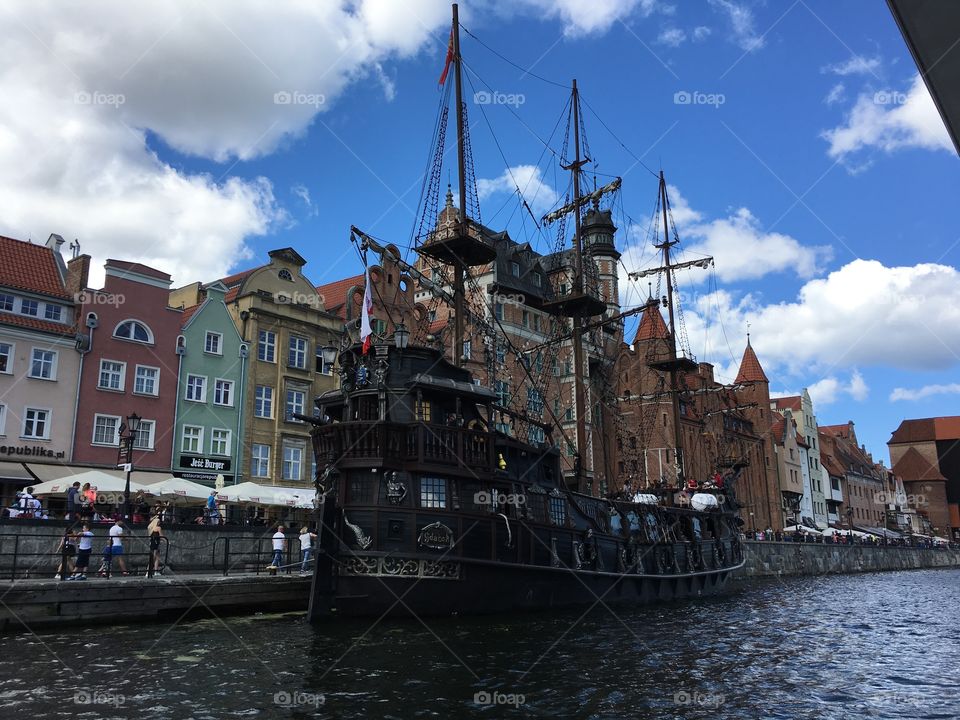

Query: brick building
[[820, 422, 886, 531]]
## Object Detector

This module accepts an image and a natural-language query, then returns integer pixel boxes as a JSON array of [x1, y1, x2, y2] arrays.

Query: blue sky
[[2, 0, 958, 460]]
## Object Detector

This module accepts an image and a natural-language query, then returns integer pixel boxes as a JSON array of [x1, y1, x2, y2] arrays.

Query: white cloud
[[821, 55, 881, 76], [686, 259, 960, 376], [505, 0, 659, 37], [692, 26, 712, 41], [291, 184, 318, 218], [824, 83, 845, 106], [657, 28, 686, 47], [822, 76, 954, 161], [890, 383, 960, 402], [477, 164, 560, 217], [708, 0, 765, 51], [808, 370, 868, 406]]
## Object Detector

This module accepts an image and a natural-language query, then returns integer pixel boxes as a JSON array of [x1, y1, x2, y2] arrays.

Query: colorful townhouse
[[0, 234, 80, 503], [168, 281, 248, 487], [70, 256, 182, 472]]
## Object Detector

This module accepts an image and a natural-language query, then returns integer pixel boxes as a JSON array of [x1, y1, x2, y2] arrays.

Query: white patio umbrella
[[218, 481, 313, 507], [24, 469, 150, 497], [143, 477, 212, 504], [820, 527, 872, 539]]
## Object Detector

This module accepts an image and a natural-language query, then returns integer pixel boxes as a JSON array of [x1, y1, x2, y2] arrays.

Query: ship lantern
[[320, 345, 338, 366], [394, 322, 410, 350]]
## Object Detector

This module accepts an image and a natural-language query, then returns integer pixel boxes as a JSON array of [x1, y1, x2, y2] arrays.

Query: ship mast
[[451, 2, 467, 368], [568, 80, 590, 495]]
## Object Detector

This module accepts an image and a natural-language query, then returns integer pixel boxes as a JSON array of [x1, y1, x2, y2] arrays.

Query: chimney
[[67, 254, 91, 300], [698, 362, 714, 384]]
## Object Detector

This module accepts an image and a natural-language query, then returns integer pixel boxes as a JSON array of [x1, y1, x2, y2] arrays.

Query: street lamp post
[[118, 412, 142, 521]]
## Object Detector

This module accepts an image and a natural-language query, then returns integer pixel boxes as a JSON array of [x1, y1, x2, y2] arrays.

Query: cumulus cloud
[[477, 164, 560, 217], [808, 370, 868, 406], [890, 383, 960, 402], [821, 55, 881, 77], [822, 75, 954, 161], [692, 26, 712, 41], [685, 259, 960, 376], [657, 28, 686, 47], [708, 0, 765, 51], [505, 0, 659, 37]]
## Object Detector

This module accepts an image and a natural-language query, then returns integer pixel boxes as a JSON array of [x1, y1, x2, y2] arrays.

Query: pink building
[[70, 257, 182, 471]]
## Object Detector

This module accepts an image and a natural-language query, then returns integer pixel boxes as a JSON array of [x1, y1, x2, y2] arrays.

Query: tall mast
[[569, 80, 590, 495], [658, 172, 685, 487], [452, 3, 467, 368]]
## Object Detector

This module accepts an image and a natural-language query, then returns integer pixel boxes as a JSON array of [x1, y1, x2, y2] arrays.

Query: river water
[[4, 569, 959, 719]]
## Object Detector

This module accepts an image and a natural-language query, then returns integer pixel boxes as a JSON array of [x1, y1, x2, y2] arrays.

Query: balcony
[[312, 421, 494, 476]]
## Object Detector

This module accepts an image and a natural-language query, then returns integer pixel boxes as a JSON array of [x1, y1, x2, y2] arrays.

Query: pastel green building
[[169, 281, 248, 488]]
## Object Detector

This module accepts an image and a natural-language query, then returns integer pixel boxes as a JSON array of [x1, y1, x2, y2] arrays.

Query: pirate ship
[[305, 4, 746, 620]]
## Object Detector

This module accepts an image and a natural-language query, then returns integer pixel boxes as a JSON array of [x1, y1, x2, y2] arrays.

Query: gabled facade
[[772, 390, 829, 528], [0, 234, 80, 501], [771, 410, 805, 528], [168, 282, 248, 487], [71, 257, 182, 471], [821, 422, 886, 531]]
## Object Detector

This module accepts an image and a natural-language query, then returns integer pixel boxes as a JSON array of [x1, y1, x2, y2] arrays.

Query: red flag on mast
[[438, 27, 454, 86]]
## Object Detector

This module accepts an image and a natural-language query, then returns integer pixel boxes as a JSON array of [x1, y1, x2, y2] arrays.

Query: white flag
[[360, 267, 373, 349]]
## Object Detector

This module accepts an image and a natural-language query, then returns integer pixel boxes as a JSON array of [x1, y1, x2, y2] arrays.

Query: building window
[[462, 340, 471, 360], [278, 268, 293, 281], [510, 261, 520, 277], [533, 273, 542, 287], [522, 310, 530, 328], [0, 342, 11, 373], [282, 445, 303, 481], [549, 496, 567, 526], [22, 408, 50, 439], [0, 404, 5, 435], [98, 360, 124, 390], [428, 309, 437, 322], [134, 420, 155, 450], [494, 302, 504, 321], [0, 294, 12, 311], [134, 366, 159, 396], [251, 444, 271, 478], [495, 380, 510, 406], [533, 315, 541, 333], [418, 399, 432, 423], [181, 425, 203, 454], [29, 349, 57, 380], [254, 386, 273, 418], [211, 429, 231, 456], [288, 336, 308, 369], [286, 389, 305, 421], [527, 388, 544, 416], [566, 442, 576, 457], [419, 477, 447, 508], [316, 348, 334, 375], [204, 331, 222, 355], [21, 299, 39, 316], [44, 304, 63, 321], [496, 346, 506, 364], [114, 320, 152, 343], [185, 374, 207, 402], [529, 426, 545, 444], [92, 414, 120, 445], [258, 330, 276, 362], [214, 379, 234, 406]]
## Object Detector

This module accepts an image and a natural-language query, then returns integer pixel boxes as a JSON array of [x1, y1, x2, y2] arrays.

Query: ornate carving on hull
[[418, 521, 455, 550], [340, 555, 460, 580], [343, 513, 373, 550]]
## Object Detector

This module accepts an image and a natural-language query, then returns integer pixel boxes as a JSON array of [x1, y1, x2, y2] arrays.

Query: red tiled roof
[[633, 305, 669, 343], [0, 235, 71, 299], [820, 423, 852, 439], [889, 416, 960, 444], [770, 415, 786, 443], [105, 259, 171, 281], [219, 268, 257, 304], [181, 304, 201, 325], [316, 274, 364, 318], [772, 396, 801, 412], [892, 447, 946, 482], [735, 339, 768, 384], [0, 312, 75, 336]]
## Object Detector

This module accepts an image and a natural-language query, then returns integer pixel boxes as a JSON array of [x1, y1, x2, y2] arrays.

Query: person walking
[[68, 525, 95, 580], [206, 491, 220, 526], [108, 518, 129, 575], [146, 513, 164, 576], [65, 481, 81, 520], [18, 488, 34, 518], [270, 525, 286, 571], [54, 529, 77, 579], [299, 526, 317, 574]]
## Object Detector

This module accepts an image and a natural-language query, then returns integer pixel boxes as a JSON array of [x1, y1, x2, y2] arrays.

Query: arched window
[[114, 320, 153, 343], [278, 269, 293, 281]]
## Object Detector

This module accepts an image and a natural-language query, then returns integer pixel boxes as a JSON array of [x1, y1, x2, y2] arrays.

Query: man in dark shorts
[[69, 525, 94, 580]]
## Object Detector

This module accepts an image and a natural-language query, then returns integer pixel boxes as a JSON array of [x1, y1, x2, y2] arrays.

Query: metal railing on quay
[[212, 535, 304, 577]]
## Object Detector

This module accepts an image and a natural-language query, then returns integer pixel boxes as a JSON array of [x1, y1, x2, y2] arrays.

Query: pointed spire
[[633, 303, 670, 344], [735, 336, 768, 384], [445, 183, 454, 209]]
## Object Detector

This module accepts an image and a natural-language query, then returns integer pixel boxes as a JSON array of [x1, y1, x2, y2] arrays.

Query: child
[[97, 543, 113, 577]]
